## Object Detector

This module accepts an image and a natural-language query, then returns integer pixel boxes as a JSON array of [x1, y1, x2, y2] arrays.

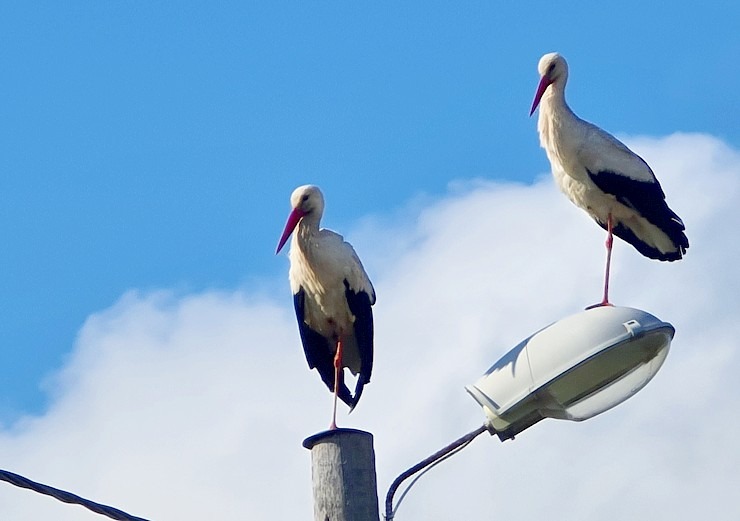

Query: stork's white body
[[288, 224, 375, 375], [537, 88, 677, 256]]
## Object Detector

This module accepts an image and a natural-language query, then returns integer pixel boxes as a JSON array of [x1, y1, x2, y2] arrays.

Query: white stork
[[530, 52, 689, 306], [276, 185, 375, 429]]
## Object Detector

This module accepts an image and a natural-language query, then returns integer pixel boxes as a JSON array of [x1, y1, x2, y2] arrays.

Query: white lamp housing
[[466, 306, 673, 441]]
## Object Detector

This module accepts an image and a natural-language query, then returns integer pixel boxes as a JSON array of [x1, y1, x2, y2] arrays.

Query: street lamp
[[466, 305, 673, 441], [386, 305, 675, 519]]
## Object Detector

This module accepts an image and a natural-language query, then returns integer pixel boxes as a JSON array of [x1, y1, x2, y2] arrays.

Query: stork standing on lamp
[[530, 53, 689, 306], [276, 185, 375, 430]]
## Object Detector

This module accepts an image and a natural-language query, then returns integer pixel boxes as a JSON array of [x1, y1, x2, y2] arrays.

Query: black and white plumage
[[276, 185, 375, 428], [530, 52, 689, 305]]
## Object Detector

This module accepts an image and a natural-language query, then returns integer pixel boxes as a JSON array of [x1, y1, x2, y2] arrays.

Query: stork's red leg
[[600, 213, 614, 306], [329, 339, 343, 430]]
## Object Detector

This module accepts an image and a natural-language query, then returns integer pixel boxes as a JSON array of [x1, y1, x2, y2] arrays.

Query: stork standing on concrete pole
[[276, 184, 375, 429]]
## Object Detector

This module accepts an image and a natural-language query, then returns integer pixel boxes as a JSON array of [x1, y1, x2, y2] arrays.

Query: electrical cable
[[0, 468, 151, 521]]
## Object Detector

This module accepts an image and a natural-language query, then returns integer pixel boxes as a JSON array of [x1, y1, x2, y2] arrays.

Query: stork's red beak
[[529, 75, 552, 116], [275, 207, 306, 254]]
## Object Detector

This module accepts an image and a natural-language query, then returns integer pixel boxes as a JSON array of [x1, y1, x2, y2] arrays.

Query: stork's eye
[[301, 194, 309, 202], [547, 62, 556, 76]]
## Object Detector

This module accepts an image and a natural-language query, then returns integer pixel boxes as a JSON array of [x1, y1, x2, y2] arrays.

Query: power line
[[0, 468, 151, 521]]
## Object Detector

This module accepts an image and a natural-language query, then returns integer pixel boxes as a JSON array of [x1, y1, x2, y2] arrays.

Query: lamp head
[[466, 306, 673, 441]]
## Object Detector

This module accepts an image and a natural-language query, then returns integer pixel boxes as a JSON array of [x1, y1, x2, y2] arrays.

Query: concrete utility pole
[[303, 428, 380, 521]]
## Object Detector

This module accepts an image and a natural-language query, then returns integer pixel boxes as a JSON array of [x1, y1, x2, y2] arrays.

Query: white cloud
[[1, 133, 739, 520]]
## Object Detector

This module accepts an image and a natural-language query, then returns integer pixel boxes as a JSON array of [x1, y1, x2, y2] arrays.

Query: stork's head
[[276, 185, 325, 254], [530, 52, 569, 116]]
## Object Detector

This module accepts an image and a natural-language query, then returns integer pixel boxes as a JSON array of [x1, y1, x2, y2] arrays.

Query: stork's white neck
[[540, 78, 574, 119], [537, 78, 582, 152], [291, 212, 321, 256]]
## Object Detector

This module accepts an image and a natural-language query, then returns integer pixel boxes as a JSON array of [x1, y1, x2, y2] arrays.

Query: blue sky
[[1, 3, 740, 518]]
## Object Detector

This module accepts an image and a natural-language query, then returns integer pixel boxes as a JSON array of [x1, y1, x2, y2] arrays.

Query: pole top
[[303, 428, 374, 450]]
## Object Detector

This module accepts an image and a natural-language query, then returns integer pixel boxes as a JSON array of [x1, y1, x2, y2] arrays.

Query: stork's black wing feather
[[293, 288, 353, 407], [587, 168, 689, 260], [343, 280, 374, 411]]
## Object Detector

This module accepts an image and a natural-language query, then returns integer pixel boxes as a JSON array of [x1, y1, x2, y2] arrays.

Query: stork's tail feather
[[610, 221, 688, 262], [348, 380, 366, 413], [337, 385, 354, 409], [587, 167, 689, 261]]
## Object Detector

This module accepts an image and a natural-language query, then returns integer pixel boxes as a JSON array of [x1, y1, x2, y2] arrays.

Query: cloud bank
[[1, 133, 739, 520]]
